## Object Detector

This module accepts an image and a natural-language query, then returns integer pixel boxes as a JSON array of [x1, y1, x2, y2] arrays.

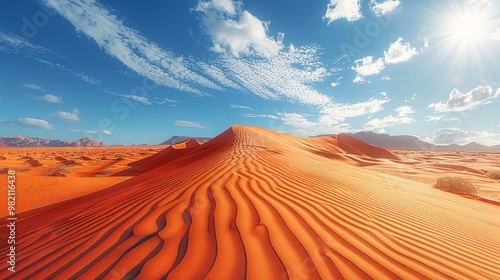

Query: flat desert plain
[[0, 125, 499, 279]]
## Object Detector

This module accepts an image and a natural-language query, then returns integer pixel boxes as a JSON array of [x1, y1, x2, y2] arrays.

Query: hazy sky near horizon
[[0, 0, 499, 145]]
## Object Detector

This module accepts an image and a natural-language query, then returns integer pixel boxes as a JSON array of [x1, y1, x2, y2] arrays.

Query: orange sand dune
[[0, 146, 163, 216], [115, 139, 202, 176], [1, 125, 499, 279]]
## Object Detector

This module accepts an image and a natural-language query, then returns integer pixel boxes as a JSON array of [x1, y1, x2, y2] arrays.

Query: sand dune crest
[[1, 125, 499, 279]]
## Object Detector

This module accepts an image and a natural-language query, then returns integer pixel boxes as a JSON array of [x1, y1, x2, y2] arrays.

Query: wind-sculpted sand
[[0, 146, 163, 215], [0, 126, 499, 279]]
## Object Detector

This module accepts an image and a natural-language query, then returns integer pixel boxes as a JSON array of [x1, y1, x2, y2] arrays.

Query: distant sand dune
[[1, 126, 499, 279]]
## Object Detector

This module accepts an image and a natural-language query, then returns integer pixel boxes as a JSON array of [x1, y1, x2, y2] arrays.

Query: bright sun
[[448, 11, 489, 43]]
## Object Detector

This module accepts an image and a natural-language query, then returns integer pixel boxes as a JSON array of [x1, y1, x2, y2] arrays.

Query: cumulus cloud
[[0, 118, 54, 130], [352, 38, 418, 83], [430, 128, 498, 145], [195, 0, 284, 58], [352, 56, 385, 82], [41, 0, 220, 94], [34, 93, 63, 104], [50, 108, 80, 122], [370, 0, 401, 16], [384, 37, 418, 64], [428, 86, 500, 112], [364, 106, 415, 129], [174, 120, 206, 128], [324, 0, 362, 24]]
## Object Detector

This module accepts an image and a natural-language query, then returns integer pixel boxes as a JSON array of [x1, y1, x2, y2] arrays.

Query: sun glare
[[448, 11, 489, 43]]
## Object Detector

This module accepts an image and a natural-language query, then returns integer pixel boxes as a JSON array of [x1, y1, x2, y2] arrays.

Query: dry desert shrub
[[434, 176, 478, 196], [486, 170, 500, 180]]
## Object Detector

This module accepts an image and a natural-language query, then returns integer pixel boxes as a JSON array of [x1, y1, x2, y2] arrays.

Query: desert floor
[[0, 146, 164, 216], [0, 126, 499, 279]]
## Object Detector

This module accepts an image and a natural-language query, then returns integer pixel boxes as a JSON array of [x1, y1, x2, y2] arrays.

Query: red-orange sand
[[0, 125, 499, 279], [0, 146, 163, 215]]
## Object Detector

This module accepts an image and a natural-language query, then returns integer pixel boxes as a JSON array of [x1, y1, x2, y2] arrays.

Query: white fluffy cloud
[[324, 0, 362, 24], [364, 106, 415, 129], [370, 0, 401, 16], [352, 38, 418, 83], [430, 128, 498, 145], [34, 94, 63, 104], [384, 37, 418, 64], [50, 109, 80, 122], [352, 56, 385, 82], [174, 120, 206, 128], [0, 118, 54, 130], [428, 86, 500, 112], [196, 0, 284, 58]]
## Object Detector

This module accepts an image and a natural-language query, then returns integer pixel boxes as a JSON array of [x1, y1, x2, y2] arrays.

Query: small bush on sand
[[486, 170, 500, 180], [434, 176, 478, 196]]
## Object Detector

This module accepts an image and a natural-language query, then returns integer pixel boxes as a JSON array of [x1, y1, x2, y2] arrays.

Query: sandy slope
[[1, 125, 499, 279], [0, 146, 163, 216]]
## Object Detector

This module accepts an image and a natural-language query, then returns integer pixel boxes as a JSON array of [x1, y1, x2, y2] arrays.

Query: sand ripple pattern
[[1, 126, 499, 279]]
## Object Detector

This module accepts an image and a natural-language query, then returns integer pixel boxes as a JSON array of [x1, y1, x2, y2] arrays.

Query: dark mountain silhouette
[[0, 136, 105, 147], [314, 131, 500, 151]]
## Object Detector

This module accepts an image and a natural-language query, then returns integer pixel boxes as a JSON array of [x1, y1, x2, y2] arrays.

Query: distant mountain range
[[341, 131, 500, 152], [160, 136, 212, 145], [0, 136, 105, 147]]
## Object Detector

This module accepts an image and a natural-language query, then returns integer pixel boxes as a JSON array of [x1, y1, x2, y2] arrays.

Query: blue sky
[[0, 0, 499, 145]]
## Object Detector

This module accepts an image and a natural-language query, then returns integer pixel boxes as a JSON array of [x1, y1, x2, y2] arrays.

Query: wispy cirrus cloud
[[0, 29, 55, 56], [174, 120, 206, 128], [22, 84, 44, 91], [70, 129, 112, 135], [364, 106, 415, 129], [230, 104, 253, 110], [1, 29, 99, 85], [41, 0, 220, 94], [0, 118, 54, 130]]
